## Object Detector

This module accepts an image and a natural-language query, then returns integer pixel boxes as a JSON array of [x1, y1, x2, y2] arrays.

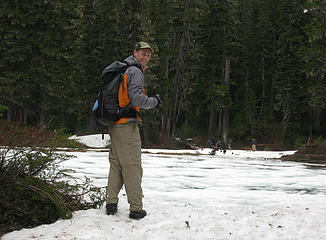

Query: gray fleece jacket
[[124, 55, 158, 109]]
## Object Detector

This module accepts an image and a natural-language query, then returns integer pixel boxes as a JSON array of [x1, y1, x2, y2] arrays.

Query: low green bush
[[0, 105, 8, 117], [49, 129, 87, 148], [264, 146, 272, 151], [0, 122, 105, 234], [0, 121, 86, 149], [295, 136, 306, 149], [0, 147, 105, 233], [314, 136, 323, 144]]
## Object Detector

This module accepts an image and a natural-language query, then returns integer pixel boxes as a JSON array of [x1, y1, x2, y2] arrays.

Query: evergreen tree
[[1, 0, 325, 146], [273, 0, 309, 144], [299, 0, 326, 136], [74, 0, 119, 132], [194, 0, 238, 140], [0, 0, 81, 128]]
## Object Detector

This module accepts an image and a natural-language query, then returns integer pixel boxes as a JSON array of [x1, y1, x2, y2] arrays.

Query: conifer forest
[[1, 0, 326, 147]]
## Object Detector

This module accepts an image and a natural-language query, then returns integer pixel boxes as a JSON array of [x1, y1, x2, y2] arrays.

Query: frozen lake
[[4, 148, 326, 240], [61, 149, 326, 208]]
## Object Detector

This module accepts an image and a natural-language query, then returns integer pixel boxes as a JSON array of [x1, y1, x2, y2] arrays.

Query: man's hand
[[153, 94, 162, 107]]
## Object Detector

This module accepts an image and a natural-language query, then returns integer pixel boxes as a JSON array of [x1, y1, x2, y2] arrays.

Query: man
[[228, 138, 232, 150], [207, 139, 213, 148], [252, 138, 257, 151], [215, 139, 221, 150], [106, 42, 161, 219]]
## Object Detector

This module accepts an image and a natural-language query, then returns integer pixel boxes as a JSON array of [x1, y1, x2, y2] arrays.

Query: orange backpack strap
[[118, 73, 130, 107]]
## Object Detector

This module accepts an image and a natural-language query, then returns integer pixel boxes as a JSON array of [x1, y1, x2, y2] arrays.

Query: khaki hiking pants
[[106, 122, 143, 212]]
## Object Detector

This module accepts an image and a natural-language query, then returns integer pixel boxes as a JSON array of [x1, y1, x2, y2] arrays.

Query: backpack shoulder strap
[[122, 60, 142, 72], [101, 61, 127, 79]]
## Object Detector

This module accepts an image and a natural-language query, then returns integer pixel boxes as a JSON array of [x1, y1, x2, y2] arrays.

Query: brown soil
[[281, 140, 326, 164]]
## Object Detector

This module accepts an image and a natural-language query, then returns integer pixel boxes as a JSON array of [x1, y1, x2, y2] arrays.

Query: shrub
[[178, 122, 194, 142], [295, 136, 306, 148], [314, 136, 323, 144], [264, 146, 272, 151], [49, 128, 87, 148], [0, 122, 105, 234], [0, 121, 86, 149], [0, 105, 8, 117]]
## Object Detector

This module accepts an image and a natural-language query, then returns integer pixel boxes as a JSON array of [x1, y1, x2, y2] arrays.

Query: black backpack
[[92, 61, 139, 127]]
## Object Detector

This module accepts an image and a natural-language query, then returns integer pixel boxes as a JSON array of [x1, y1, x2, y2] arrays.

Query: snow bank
[[3, 135, 325, 240], [69, 134, 110, 148]]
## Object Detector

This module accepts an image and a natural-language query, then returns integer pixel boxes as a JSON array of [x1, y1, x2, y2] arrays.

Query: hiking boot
[[129, 209, 147, 219], [106, 203, 117, 215]]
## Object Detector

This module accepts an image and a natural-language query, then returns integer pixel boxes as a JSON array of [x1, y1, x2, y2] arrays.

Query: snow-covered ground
[[2, 135, 326, 240], [69, 134, 111, 148]]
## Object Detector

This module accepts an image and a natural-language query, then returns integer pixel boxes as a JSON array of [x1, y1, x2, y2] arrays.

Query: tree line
[[1, 0, 325, 147]]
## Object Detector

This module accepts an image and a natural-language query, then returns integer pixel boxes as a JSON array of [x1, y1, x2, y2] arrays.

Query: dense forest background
[[1, 0, 325, 148]]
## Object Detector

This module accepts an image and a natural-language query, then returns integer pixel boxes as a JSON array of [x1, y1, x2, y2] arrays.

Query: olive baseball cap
[[134, 42, 153, 52]]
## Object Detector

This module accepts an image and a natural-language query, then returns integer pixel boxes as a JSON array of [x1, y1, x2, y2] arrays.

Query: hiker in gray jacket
[[106, 42, 162, 219]]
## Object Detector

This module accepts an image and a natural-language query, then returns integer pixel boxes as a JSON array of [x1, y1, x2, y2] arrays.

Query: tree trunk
[[260, 53, 265, 114], [222, 59, 230, 145], [309, 110, 313, 138], [166, 116, 171, 135], [171, 0, 189, 136], [161, 115, 164, 134], [222, 109, 229, 145], [163, 55, 170, 134], [7, 104, 12, 123], [39, 107, 46, 128], [88, 111, 97, 132], [313, 109, 321, 132], [208, 59, 217, 137], [208, 109, 217, 137], [23, 107, 27, 125], [218, 110, 222, 138]]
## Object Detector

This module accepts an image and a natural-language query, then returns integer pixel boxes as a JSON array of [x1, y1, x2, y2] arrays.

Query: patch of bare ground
[[281, 140, 326, 164]]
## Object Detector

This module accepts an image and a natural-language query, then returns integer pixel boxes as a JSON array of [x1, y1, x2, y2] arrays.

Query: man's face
[[133, 48, 151, 66]]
